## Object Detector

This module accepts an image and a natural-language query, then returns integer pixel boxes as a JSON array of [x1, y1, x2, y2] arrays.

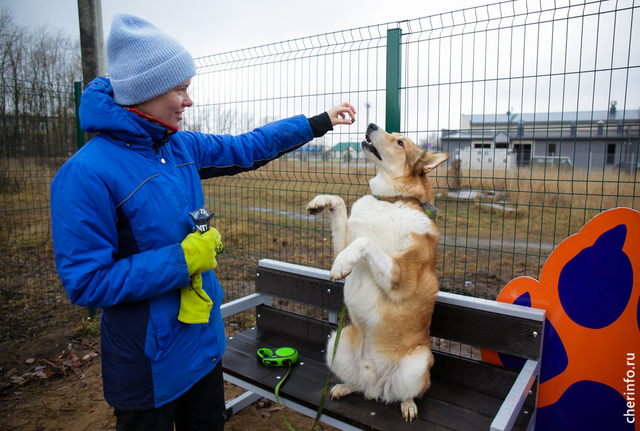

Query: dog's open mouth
[[361, 139, 382, 161]]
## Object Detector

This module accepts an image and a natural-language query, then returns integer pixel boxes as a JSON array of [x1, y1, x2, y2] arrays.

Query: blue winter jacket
[[50, 77, 313, 410]]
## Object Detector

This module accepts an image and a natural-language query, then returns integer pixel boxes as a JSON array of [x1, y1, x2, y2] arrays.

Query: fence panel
[[188, 0, 639, 331], [0, 79, 83, 340]]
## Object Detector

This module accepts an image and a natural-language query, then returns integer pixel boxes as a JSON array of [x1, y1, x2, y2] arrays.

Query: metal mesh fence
[[0, 0, 638, 339], [189, 0, 639, 322], [1, 79, 83, 340]]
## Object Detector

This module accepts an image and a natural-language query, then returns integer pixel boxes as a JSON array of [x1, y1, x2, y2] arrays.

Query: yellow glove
[[181, 228, 222, 276], [178, 274, 213, 324]]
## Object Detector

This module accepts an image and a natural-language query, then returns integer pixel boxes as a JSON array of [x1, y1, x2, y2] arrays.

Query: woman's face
[[133, 79, 193, 129]]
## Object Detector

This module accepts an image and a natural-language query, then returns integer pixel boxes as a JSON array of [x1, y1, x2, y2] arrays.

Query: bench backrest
[[255, 259, 545, 361]]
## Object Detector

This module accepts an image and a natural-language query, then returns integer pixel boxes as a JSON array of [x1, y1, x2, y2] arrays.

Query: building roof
[[465, 108, 640, 126], [331, 142, 362, 152], [443, 128, 638, 141]]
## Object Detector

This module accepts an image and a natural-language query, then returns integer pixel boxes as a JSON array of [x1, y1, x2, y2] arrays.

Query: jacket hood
[[79, 77, 165, 142]]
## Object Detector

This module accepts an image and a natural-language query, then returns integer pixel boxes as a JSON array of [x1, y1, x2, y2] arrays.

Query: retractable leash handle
[[189, 205, 223, 253], [257, 347, 299, 366]]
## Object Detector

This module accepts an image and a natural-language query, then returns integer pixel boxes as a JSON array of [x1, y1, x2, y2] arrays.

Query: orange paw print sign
[[482, 207, 640, 431]]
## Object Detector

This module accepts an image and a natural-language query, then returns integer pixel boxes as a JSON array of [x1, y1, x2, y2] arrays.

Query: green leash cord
[[257, 347, 300, 430], [311, 303, 347, 430], [274, 360, 298, 431], [258, 303, 347, 431]]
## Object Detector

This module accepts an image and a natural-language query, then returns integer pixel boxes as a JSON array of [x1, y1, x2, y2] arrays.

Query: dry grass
[[2, 155, 638, 337], [1, 157, 84, 340]]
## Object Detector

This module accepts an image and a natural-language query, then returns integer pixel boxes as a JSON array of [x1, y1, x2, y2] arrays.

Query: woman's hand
[[327, 102, 357, 126]]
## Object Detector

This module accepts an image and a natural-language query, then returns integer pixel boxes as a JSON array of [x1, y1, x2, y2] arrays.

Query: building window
[[606, 144, 616, 164], [548, 143, 556, 156], [495, 143, 509, 149], [513, 143, 533, 165], [473, 142, 492, 149]]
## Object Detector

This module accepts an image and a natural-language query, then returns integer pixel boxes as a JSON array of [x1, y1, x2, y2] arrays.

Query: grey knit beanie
[[106, 13, 196, 106]]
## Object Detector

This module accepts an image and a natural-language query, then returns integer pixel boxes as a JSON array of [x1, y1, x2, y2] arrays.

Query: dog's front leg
[[330, 237, 393, 288], [306, 195, 348, 255]]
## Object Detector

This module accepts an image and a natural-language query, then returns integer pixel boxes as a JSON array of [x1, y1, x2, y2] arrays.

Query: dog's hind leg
[[306, 195, 348, 254], [325, 325, 362, 399], [394, 346, 434, 421], [401, 399, 418, 421], [329, 383, 356, 399]]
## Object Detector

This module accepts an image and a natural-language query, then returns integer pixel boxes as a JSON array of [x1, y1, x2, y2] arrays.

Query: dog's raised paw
[[306, 204, 326, 215], [330, 247, 358, 280], [329, 262, 352, 281], [401, 399, 418, 421], [329, 383, 354, 399], [306, 195, 344, 215], [306, 195, 331, 215]]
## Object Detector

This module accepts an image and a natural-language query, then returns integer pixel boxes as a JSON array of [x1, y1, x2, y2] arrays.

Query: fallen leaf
[[59, 403, 76, 412], [260, 411, 271, 418], [1, 395, 22, 402], [25, 358, 35, 364]]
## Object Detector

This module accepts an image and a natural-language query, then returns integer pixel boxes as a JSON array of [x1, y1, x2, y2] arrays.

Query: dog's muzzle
[[362, 123, 382, 160], [361, 140, 382, 161]]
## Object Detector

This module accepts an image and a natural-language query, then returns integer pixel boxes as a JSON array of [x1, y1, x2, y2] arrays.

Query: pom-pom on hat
[[106, 14, 196, 106]]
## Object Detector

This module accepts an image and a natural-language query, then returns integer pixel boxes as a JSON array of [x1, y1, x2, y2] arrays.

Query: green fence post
[[385, 28, 402, 134], [74, 81, 85, 150]]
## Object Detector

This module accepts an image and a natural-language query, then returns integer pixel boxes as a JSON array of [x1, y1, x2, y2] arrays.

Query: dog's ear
[[413, 151, 450, 175]]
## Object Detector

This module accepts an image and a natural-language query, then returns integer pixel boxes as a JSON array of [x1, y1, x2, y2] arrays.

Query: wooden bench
[[221, 259, 545, 431]]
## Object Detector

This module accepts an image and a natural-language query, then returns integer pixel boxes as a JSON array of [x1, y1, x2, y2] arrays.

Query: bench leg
[[490, 359, 539, 431], [225, 390, 262, 418]]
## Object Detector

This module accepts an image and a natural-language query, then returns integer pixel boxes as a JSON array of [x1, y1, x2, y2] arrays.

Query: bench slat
[[256, 265, 345, 312], [257, 304, 337, 346], [431, 303, 543, 360]]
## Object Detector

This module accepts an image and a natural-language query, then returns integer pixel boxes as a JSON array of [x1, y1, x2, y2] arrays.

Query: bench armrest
[[221, 293, 271, 319], [490, 359, 540, 431]]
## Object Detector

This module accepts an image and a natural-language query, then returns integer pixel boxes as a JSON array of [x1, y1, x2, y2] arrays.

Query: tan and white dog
[[306, 123, 449, 421]]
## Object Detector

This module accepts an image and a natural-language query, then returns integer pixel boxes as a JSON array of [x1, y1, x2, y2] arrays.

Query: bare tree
[[0, 7, 81, 157]]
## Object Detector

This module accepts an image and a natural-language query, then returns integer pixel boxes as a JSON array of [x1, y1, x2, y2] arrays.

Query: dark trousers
[[114, 360, 226, 431]]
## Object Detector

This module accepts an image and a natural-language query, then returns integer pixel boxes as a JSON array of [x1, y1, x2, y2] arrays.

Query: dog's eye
[[398, 140, 404, 147]]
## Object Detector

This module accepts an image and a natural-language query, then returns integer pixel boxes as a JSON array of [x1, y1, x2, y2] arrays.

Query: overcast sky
[[6, 0, 495, 58], [5, 0, 637, 135]]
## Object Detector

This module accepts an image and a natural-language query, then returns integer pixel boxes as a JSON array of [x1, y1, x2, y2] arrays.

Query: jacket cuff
[[308, 112, 333, 138]]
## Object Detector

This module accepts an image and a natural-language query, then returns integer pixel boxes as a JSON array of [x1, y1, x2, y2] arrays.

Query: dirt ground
[[0, 322, 337, 431]]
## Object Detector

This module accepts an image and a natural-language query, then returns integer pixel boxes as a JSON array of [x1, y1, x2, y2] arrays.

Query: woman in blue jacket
[[50, 13, 355, 431]]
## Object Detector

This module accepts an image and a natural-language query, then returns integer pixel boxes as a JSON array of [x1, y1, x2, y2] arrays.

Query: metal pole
[[77, 0, 106, 89], [74, 81, 85, 150], [385, 28, 402, 134]]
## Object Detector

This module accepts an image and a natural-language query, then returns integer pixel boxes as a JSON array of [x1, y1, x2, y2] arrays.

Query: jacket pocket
[[146, 294, 181, 362]]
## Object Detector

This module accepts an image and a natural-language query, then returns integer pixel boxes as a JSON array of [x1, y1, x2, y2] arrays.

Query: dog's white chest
[[346, 196, 434, 254]]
